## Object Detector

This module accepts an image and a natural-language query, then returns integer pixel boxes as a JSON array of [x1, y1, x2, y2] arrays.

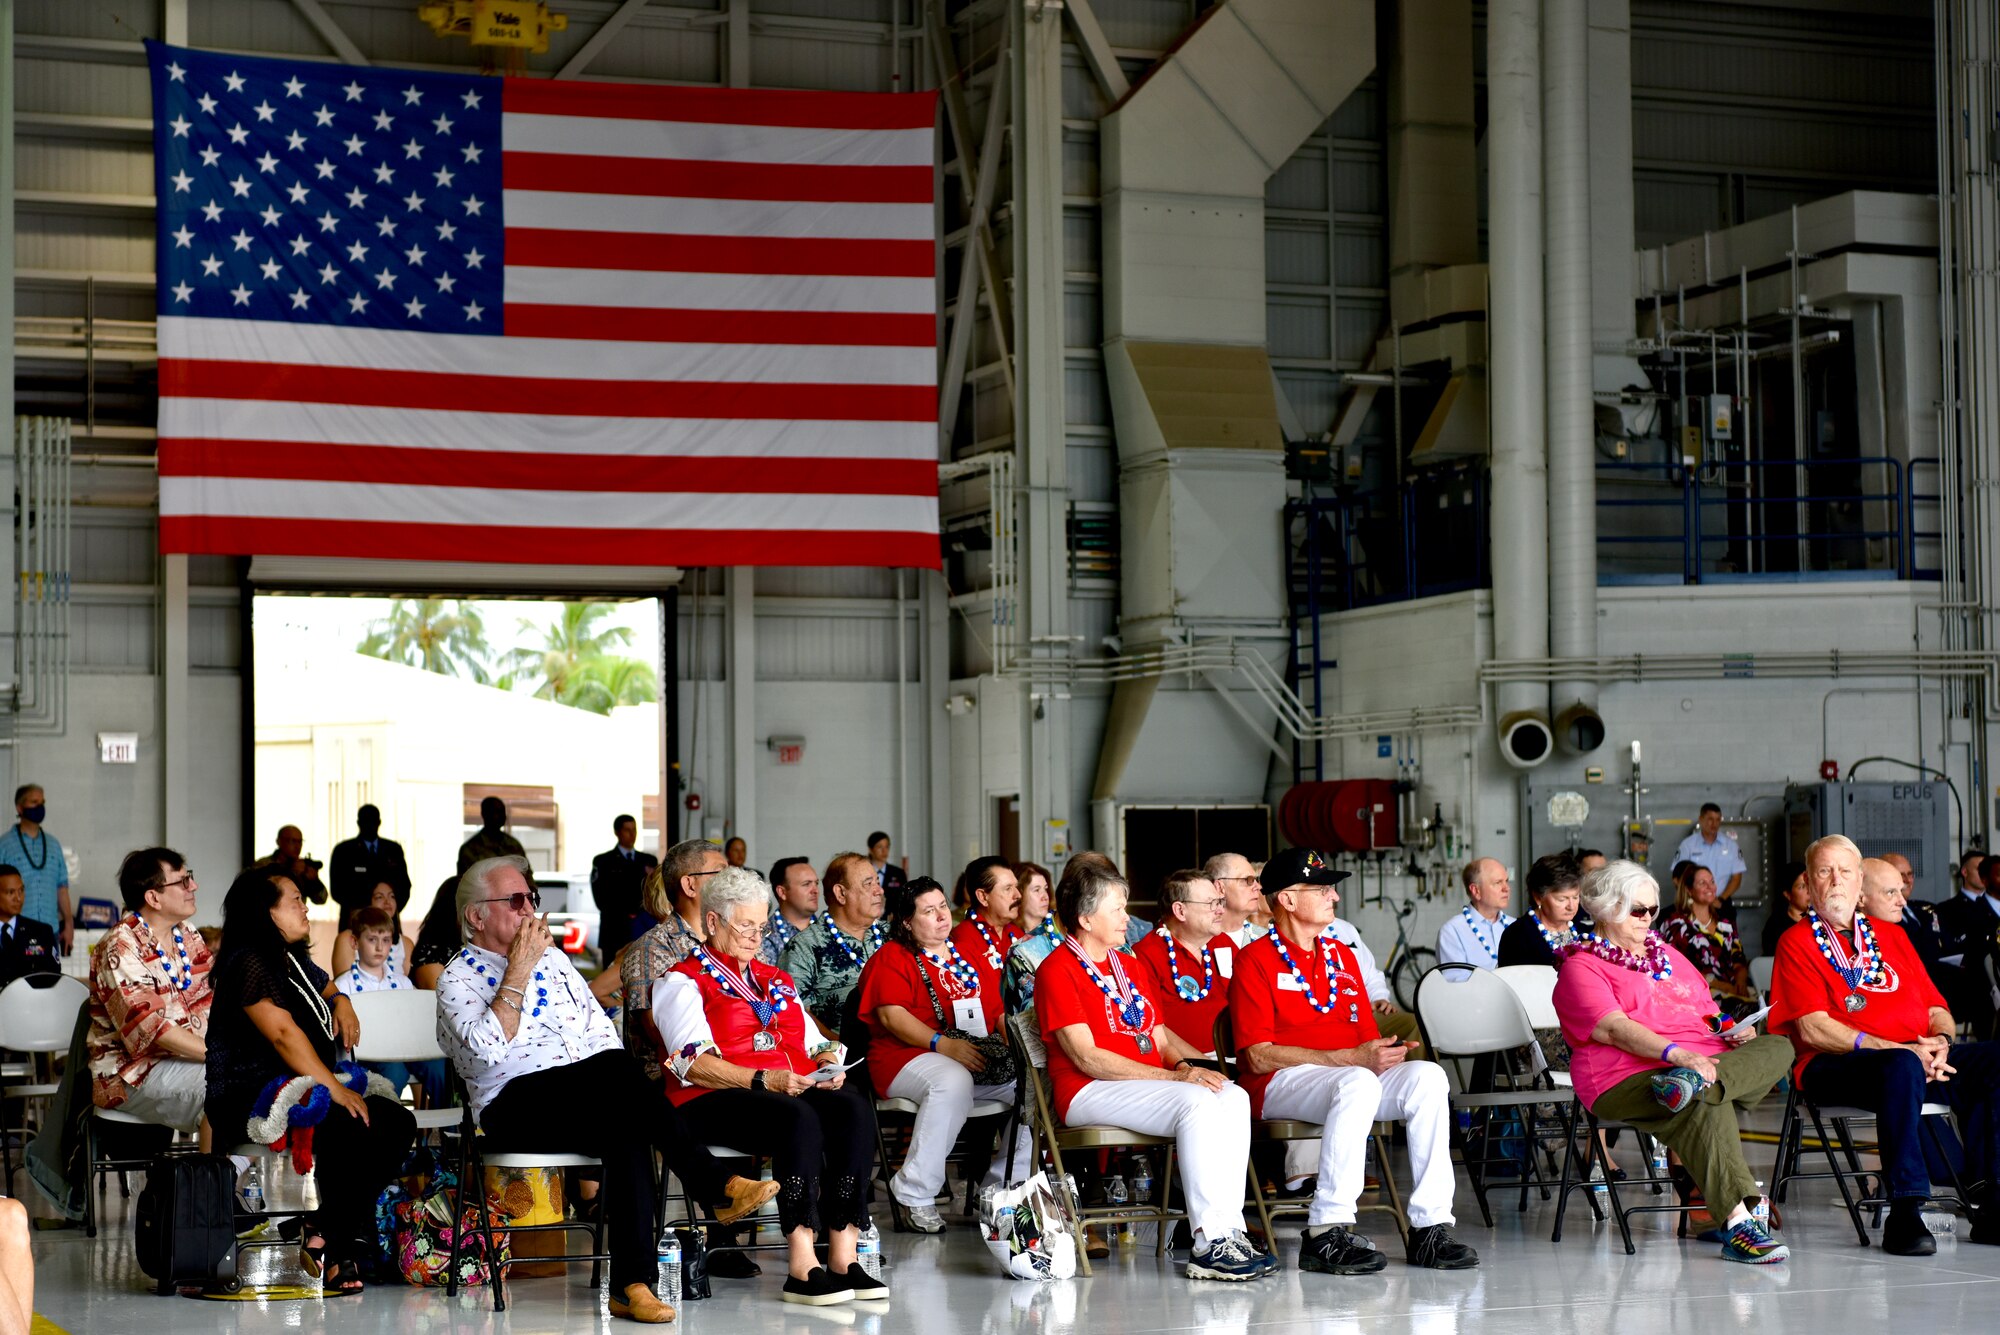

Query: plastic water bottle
[[1921, 1209, 1956, 1236], [1752, 1184, 1771, 1230], [1129, 1158, 1153, 1205], [1648, 1140, 1669, 1180], [857, 1218, 883, 1279], [656, 1227, 681, 1302], [240, 1163, 264, 1214]]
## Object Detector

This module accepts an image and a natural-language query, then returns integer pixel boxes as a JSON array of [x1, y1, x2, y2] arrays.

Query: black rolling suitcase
[[133, 1151, 239, 1296]]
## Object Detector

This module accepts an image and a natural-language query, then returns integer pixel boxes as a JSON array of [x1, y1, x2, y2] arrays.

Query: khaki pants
[[1588, 1034, 1793, 1215]]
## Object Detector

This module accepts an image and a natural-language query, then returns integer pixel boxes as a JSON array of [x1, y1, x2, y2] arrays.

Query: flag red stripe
[[503, 151, 932, 205], [504, 228, 935, 278], [159, 515, 943, 569], [159, 439, 939, 496], [504, 81, 938, 132], [502, 304, 935, 348], [159, 360, 936, 422]]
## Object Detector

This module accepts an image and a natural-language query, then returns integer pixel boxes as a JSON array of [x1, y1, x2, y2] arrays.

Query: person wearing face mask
[[0, 785, 71, 955]]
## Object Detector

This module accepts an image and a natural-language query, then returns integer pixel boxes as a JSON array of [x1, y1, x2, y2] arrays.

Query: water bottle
[[857, 1217, 883, 1279], [656, 1226, 681, 1302], [1648, 1140, 1669, 1180], [1922, 1209, 1956, 1236], [1752, 1184, 1771, 1230], [240, 1163, 265, 1214], [1129, 1158, 1153, 1205]]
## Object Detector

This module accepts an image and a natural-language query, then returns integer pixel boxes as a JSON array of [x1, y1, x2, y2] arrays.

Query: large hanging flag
[[146, 42, 940, 568]]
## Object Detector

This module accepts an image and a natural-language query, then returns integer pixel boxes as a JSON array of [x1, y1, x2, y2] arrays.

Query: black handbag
[[913, 949, 1017, 1087], [674, 1227, 712, 1300]]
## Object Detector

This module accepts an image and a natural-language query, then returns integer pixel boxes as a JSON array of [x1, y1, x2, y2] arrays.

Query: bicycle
[[1377, 894, 1438, 1012]]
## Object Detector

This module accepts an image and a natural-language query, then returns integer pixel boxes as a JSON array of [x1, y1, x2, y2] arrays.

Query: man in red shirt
[[1769, 834, 2000, 1254], [1231, 848, 1476, 1275], [1132, 869, 1237, 1055]]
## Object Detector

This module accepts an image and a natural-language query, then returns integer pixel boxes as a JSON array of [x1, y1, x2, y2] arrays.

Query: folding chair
[[1007, 1010, 1184, 1276], [874, 1093, 1014, 1224], [82, 1106, 178, 1238], [347, 990, 460, 1136], [1212, 1011, 1407, 1246], [1748, 956, 1776, 1000], [1769, 1078, 1965, 1245], [0, 974, 88, 1190], [1412, 963, 1576, 1227]]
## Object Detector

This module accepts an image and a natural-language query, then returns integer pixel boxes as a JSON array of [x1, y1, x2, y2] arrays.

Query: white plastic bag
[[978, 1172, 1078, 1281]]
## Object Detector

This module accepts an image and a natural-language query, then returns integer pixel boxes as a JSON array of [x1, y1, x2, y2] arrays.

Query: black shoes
[[781, 1267, 852, 1306], [707, 1247, 762, 1279], [1405, 1223, 1480, 1269], [1883, 1201, 1937, 1257], [1298, 1225, 1387, 1275], [838, 1263, 890, 1301]]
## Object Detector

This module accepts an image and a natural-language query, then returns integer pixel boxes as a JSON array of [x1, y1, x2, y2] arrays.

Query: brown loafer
[[715, 1174, 781, 1225], [610, 1282, 676, 1324]]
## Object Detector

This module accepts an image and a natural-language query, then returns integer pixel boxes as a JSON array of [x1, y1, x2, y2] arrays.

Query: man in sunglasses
[[439, 856, 779, 1324]]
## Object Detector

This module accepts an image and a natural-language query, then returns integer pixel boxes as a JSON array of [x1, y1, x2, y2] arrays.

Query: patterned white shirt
[[437, 941, 620, 1121], [1323, 918, 1391, 1005]]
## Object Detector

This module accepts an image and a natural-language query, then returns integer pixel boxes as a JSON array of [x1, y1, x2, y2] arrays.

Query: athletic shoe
[[1236, 1231, 1280, 1276], [895, 1202, 946, 1235], [838, 1263, 890, 1301], [1405, 1223, 1480, 1269], [1186, 1233, 1269, 1281], [782, 1267, 855, 1305], [1720, 1217, 1789, 1265], [1649, 1067, 1709, 1114], [1298, 1225, 1387, 1275]]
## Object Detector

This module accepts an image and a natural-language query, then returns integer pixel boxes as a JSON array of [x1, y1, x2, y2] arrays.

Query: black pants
[[1799, 1040, 2000, 1200], [677, 1084, 876, 1236], [481, 1050, 731, 1291], [309, 1094, 416, 1261]]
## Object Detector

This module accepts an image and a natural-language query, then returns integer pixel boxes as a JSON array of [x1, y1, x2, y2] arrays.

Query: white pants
[[1065, 1078, 1252, 1242], [885, 1052, 1033, 1208], [111, 1056, 207, 1135], [1260, 1061, 1456, 1229]]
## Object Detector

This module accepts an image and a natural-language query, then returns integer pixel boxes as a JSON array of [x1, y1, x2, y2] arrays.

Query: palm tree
[[357, 599, 492, 682], [503, 602, 657, 714], [566, 653, 660, 714]]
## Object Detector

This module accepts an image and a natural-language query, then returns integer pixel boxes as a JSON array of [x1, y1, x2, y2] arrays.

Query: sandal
[[322, 1257, 366, 1296], [297, 1229, 328, 1280]]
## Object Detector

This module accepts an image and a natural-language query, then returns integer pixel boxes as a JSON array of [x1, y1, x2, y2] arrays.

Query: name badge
[[951, 998, 988, 1038], [1216, 948, 1234, 980], [1276, 973, 1305, 992]]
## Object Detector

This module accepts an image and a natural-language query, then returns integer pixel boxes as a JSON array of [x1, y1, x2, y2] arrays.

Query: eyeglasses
[[478, 889, 542, 914], [1182, 898, 1228, 911], [157, 871, 197, 892], [1627, 902, 1659, 919]]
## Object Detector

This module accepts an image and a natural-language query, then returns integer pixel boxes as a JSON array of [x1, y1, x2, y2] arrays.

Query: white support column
[[1012, 0, 1071, 868], [726, 567, 756, 853], [161, 0, 187, 45], [162, 553, 189, 840], [727, 0, 751, 88]]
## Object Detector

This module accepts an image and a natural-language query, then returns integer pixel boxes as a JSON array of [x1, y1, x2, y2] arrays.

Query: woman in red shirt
[[1033, 855, 1273, 1282], [652, 867, 883, 1307], [951, 857, 1023, 995], [859, 877, 1035, 1234]]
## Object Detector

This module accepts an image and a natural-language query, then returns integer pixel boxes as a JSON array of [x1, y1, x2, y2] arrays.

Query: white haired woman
[[651, 866, 882, 1307], [1552, 859, 1796, 1265]]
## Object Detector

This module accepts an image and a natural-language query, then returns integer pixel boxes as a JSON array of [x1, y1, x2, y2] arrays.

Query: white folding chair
[[1495, 964, 1570, 1087], [1749, 955, 1776, 999], [0, 975, 89, 1188], [347, 990, 459, 1133]]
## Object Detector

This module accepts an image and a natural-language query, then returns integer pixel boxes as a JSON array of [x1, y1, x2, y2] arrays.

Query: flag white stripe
[[160, 477, 940, 531], [159, 398, 938, 460], [159, 317, 932, 385], [502, 113, 932, 168], [504, 190, 932, 241], [500, 266, 935, 316]]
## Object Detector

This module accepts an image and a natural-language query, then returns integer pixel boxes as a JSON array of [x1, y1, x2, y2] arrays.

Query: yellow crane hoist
[[418, 1, 568, 55]]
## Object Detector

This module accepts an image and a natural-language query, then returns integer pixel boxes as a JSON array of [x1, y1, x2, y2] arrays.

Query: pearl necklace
[[1268, 926, 1340, 1014], [1807, 909, 1886, 991], [1158, 927, 1215, 1002], [821, 913, 885, 968], [1562, 932, 1673, 982], [1064, 937, 1148, 1030], [924, 941, 982, 994]]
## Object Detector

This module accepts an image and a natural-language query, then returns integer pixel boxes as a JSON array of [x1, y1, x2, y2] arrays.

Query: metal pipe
[[895, 567, 909, 878], [1485, 0, 1554, 768], [1543, 0, 1603, 755]]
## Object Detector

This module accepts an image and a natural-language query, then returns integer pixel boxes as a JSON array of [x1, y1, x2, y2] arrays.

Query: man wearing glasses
[[779, 852, 886, 1028], [1204, 852, 1269, 949], [1230, 848, 1476, 1274], [1132, 869, 1237, 1055]]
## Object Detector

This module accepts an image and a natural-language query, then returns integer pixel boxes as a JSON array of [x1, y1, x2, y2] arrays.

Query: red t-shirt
[[1768, 914, 1946, 1084], [1131, 928, 1236, 1056], [858, 941, 1002, 1096], [951, 917, 1022, 998], [663, 955, 813, 1106], [1034, 942, 1166, 1120], [1228, 929, 1380, 1118]]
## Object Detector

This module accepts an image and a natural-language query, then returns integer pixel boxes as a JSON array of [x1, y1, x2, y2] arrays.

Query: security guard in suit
[[0, 864, 59, 985], [329, 803, 412, 925], [591, 813, 658, 962]]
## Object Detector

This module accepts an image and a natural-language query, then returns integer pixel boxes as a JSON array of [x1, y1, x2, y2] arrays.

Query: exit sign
[[98, 732, 138, 765], [775, 744, 803, 766]]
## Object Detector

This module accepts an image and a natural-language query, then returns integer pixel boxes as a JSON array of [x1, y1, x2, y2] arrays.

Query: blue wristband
[[929, 1032, 941, 1052], [1853, 1034, 1864, 1052], [1661, 1042, 1679, 1062]]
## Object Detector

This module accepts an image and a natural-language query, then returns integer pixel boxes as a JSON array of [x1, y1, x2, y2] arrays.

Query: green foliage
[[356, 599, 492, 683], [501, 601, 659, 715]]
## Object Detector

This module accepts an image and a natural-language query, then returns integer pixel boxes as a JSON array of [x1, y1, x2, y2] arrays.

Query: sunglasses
[[1627, 902, 1659, 919], [478, 889, 542, 914]]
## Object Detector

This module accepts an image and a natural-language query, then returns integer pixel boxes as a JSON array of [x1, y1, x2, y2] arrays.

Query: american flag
[[146, 42, 941, 569]]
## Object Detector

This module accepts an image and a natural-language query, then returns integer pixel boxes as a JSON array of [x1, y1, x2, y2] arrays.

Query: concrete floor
[[24, 1123, 2000, 1335]]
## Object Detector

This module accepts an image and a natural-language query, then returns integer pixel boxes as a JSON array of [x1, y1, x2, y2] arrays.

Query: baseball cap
[[1258, 848, 1350, 895]]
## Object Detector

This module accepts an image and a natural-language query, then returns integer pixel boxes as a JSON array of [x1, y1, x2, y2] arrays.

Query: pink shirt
[[1553, 943, 1725, 1108]]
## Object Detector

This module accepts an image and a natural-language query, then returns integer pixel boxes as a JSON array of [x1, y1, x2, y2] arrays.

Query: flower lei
[[1806, 908, 1886, 990], [1562, 932, 1673, 982], [1267, 925, 1340, 1015], [1158, 927, 1215, 1002]]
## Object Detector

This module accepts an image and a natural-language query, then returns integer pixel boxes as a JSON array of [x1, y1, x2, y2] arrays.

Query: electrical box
[[1783, 782, 1954, 900]]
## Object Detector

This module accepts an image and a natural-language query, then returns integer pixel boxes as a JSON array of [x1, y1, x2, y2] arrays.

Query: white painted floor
[[24, 1117, 2000, 1335]]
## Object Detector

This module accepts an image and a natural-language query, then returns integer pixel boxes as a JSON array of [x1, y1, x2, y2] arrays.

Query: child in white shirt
[[337, 908, 445, 1105]]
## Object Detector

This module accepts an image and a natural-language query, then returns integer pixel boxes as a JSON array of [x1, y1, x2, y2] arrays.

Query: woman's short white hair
[[701, 865, 770, 925], [1579, 859, 1657, 926]]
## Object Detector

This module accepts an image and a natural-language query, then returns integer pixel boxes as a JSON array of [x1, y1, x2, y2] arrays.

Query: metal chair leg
[[1807, 1106, 1870, 1246], [1372, 1127, 1409, 1243]]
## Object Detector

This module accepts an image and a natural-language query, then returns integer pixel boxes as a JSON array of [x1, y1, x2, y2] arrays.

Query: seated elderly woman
[[205, 865, 417, 1295], [1552, 860, 1795, 1265], [652, 866, 885, 1307], [1662, 861, 1758, 1019], [87, 848, 215, 1143], [1498, 851, 1590, 969], [859, 876, 1035, 1234], [1034, 855, 1275, 1282]]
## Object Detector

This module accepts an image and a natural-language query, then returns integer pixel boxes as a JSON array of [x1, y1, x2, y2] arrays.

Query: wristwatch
[[751, 1068, 767, 1092]]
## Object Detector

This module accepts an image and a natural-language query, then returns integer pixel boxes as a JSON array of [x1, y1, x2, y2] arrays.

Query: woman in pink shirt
[[1553, 860, 1795, 1265]]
